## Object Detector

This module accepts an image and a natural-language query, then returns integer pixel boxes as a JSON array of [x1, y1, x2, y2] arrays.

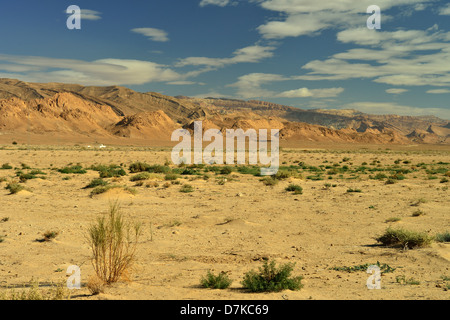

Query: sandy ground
[[0, 143, 449, 300]]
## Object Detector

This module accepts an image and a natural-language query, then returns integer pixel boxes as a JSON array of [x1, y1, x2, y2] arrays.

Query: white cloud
[[386, 88, 409, 94], [131, 28, 169, 42], [277, 87, 344, 98], [176, 45, 276, 68], [439, 3, 450, 15], [0, 54, 183, 86], [295, 27, 450, 87], [199, 0, 232, 7], [342, 102, 450, 120], [227, 73, 289, 98], [427, 89, 450, 94], [80, 9, 102, 21], [166, 81, 198, 85], [256, 0, 433, 39]]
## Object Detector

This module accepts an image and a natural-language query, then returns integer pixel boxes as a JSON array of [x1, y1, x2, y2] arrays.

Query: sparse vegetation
[[200, 271, 232, 289], [5, 182, 25, 194], [285, 184, 303, 194], [331, 261, 396, 274], [180, 184, 194, 193], [0, 279, 70, 300], [376, 228, 433, 249], [241, 260, 303, 293], [435, 231, 450, 243], [87, 202, 142, 284]]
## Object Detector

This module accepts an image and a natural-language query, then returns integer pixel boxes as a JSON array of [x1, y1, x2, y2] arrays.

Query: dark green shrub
[[84, 178, 109, 189], [220, 166, 233, 175], [241, 260, 303, 293], [435, 231, 450, 243], [285, 184, 303, 194], [200, 271, 232, 289], [58, 165, 86, 174], [1, 163, 13, 170]]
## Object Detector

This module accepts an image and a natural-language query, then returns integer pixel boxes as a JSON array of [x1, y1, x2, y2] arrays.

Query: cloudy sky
[[0, 0, 449, 119]]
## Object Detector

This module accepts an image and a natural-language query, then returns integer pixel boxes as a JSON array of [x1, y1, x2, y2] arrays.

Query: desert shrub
[[164, 173, 179, 181], [18, 173, 37, 182], [90, 164, 126, 178], [285, 184, 303, 194], [180, 184, 194, 193], [200, 271, 232, 289], [58, 165, 86, 174], [385, 178, 396, 185], [441, 178, 449, 183], [147, 165, 170, 174], [261, 176, 278, 186], [145, 181, 159, 188], [412, 209, 426, 217], [5, 182, 25, 194], [130, 172, 151, 182], [273, 170, 291, 180], [372, 173, 387, 180], [241, 260, 303, 293], [42, 231, 59, 241], [346, 188, 362, 193], [87, 202, 142, 284], [129, 162, 152, 173], [376, 228, 433, 249], [385, 217, 402, 223], [435, 231, 450, 243], [89, 185, 136, 197], [0, 280, 70, 300], [84, 178, 108, 189], [1, 163, 13, 170], [331, 261, 396, 274], [237, 166, 260, 176], [86, 275, 105, 295], [220, 166, 233, 175]]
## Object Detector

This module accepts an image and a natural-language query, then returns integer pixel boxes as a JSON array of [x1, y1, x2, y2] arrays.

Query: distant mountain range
[[0, 78, 448, 145]]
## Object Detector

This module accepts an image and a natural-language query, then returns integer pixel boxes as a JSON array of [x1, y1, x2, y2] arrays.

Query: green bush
[[129, 162, 152, 173], [180, 184, 194, 193], [84, 178, 109, 189], [58, 165, 86, 174], [200, 271, 232, 289], [5, 182, 25, 194], [376, 228, 433, 249], [285, 184, 303, 194], [261, 177, 278, 186], [241, 260, 303, 293], [220, 166, 233, 175], [435, 231, 450, 243], [130, 172, 151, 182], [1, 163, 13, 170]]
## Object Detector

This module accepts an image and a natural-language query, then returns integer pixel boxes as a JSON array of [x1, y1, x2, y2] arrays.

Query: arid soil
[[0, 143, 449, 300]]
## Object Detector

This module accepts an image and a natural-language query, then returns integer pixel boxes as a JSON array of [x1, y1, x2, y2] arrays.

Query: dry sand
[[0, 143, 449, 300]]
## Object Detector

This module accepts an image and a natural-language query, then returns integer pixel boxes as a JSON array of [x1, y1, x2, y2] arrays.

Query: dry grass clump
[[376, 228, 433, 249], [87, 202, 142, 284], [0, 279, 70, 300]]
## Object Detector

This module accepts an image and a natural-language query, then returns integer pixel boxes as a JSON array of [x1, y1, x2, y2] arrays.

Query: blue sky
[[0, 0, 449, 119]]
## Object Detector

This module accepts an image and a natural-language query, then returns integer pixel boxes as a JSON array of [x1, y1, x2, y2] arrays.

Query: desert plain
[[0, 142, 448, 300]]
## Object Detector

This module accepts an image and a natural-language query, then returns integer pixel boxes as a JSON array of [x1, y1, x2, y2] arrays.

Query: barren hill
[[0, 78, 448, 146]]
